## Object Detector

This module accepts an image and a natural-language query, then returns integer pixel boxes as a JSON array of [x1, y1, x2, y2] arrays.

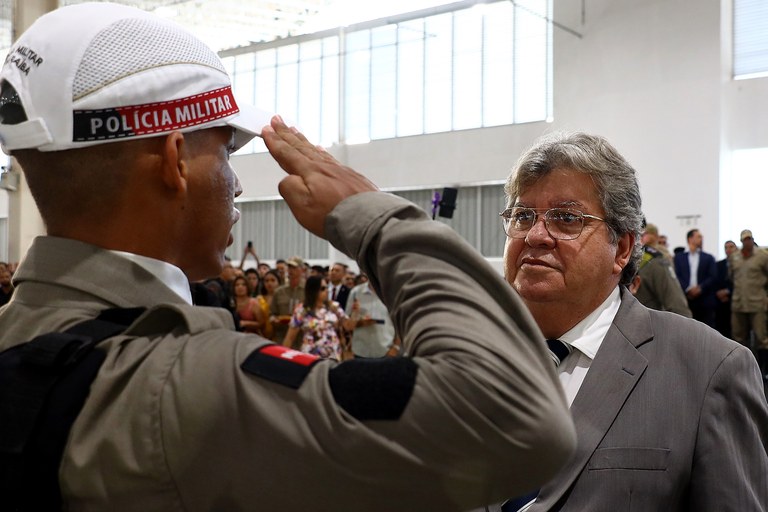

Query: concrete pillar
[[5, 0, 57, 263]]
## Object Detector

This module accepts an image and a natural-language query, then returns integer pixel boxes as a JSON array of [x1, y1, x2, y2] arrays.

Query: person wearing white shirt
[[345, 282, 399, 358]]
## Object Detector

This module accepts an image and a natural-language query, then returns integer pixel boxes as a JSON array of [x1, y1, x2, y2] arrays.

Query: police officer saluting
[[0, 4, 574, 511]]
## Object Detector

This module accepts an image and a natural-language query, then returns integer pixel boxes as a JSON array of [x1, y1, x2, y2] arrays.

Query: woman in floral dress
[[283, 275, 349, 361]]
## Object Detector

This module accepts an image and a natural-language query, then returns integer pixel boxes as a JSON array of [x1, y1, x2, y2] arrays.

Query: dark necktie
[[331, 286, 338, 301], [547, 338, 572, 367], [501, 339, 571, 512], [501, 490, 538, 512]]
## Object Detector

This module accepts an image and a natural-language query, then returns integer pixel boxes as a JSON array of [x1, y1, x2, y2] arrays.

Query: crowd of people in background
[[1, 249, 400, 363], [1, 226, 766, 376], [0, 242, 425, 365], [633, 224, 768, 382], [190, 246, 400, 362], [0, 225, 763, 375], [197, 222, 768, 379], [0, 262, 15, 307]]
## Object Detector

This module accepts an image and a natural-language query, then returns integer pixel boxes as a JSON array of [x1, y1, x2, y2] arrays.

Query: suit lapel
[[531, 291, 651, 510]]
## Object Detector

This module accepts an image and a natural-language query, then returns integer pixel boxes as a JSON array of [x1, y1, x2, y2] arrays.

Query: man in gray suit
[[476, 132, 768, 511]]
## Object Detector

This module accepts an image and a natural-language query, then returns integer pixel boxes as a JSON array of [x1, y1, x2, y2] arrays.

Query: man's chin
[[513, 280, 564, 304]]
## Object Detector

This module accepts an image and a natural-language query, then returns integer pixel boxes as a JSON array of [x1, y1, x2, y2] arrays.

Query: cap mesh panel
[[73, 17, 226, 101]]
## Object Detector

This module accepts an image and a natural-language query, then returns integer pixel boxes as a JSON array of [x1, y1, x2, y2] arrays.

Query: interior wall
[[553, 0, 721, 255], [231, 0, 752, 258], [725, 77, 768, 150]]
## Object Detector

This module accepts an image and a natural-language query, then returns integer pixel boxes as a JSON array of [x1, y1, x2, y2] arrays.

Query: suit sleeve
[[674, 253, 688, 290], [699, 255, 718, 294], [688, 345, 768, 510]]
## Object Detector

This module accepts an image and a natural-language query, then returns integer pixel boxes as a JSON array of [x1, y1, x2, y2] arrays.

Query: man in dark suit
[[673, 229, 718, 328], [474, 132, 768, 512], [327, 262, 351, 309], [715, 240, 738, 338]]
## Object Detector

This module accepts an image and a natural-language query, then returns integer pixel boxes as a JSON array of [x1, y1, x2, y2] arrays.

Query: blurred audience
[[257, 262, 271, 277], [0, 267, 13, 306], [204, 258, 237, 311], [346, 280, 400, 358], [275, 259, 288, 284], [255, 269, 280, 340], [244, 268, 261, 297], [328, 262, 351, 309], [715, 240, 738, 339], [283, 275, 350, 361], [233, 275, 262, 334], [270, 256, 306, 343]]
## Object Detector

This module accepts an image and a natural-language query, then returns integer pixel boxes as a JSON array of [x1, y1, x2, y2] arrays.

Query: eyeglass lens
[[503, 208, 584, 240]]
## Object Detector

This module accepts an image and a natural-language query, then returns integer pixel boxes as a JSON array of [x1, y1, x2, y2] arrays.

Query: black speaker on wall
[[438, 187, 458, 219]]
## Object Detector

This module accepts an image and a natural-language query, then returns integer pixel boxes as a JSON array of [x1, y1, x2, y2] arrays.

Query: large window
[[222, 0, 552, 152], [734, 0, 768, 79], [224, 35, 340, 153], [720, 148, 768, 249]]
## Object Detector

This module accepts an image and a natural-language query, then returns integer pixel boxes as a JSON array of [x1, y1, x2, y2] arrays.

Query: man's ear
[[159, 131, 189, 194], [614, 231, 635, 276]]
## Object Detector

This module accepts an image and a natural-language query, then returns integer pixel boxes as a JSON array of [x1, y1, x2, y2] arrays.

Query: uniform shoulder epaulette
[[643, 245, 662, 257], [639, 245, 662, 270]]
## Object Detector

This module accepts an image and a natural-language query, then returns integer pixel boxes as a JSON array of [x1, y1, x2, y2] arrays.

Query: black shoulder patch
[[329, 357, 418, 421], [241, 345, 321, 389]]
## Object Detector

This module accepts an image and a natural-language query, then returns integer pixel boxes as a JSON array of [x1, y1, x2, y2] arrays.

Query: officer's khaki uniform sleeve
[[653, 259, 693, 317], [161, 192, 575, 512]]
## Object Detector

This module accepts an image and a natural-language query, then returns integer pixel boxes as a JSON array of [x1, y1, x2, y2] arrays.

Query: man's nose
[[233, 170, 243, 198], [525, 214, 555, 247]]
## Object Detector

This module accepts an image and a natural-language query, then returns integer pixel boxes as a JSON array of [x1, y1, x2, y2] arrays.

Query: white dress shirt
[[329, 283, 341, 301], [556, 286, 621, 407], [111, 250, 193, 305], [687, 249, 700, 289]]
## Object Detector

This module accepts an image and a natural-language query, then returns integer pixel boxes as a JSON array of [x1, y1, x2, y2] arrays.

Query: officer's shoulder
[[124, 303, 234, 337], [642, 245, 664, 259]]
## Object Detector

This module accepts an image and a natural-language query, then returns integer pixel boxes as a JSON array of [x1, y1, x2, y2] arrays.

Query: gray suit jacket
[[476, 289, 768, 512]]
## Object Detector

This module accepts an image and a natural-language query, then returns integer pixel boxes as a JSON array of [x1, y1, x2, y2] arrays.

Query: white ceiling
[[0, 0, 455, 53], [60, 0, 333, 51]]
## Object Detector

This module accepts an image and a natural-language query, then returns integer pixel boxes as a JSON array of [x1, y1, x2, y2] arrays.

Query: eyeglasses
[[499, 207, 606, 240]]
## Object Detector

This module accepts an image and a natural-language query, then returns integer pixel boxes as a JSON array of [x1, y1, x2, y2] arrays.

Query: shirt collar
[[110, 250, 193, 305], [558, 286, 621, 360]]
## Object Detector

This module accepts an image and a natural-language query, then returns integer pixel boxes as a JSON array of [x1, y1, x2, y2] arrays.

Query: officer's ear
[[628, 274, 641, 295], [158, 131, 189, 195]]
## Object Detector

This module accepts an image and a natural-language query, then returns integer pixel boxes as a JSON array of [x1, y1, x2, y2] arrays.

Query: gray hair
[[505, 131, 643, 286]]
